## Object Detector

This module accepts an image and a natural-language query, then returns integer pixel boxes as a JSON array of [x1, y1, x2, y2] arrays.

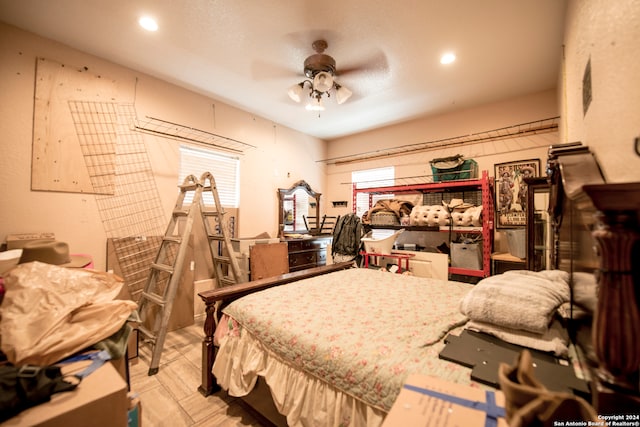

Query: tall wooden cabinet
[[353, 170, 494, 278]]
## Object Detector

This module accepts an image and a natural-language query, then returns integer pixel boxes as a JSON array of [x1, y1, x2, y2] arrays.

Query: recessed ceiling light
[[440, 52, 456, 65], [139, 16, 158, 32]]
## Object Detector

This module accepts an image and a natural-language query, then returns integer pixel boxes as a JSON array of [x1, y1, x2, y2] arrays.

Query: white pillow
[[459, 270, 570, 334]]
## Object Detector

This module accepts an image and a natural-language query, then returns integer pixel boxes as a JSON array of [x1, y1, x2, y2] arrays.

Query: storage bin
[[505, 229, 526, 259], [430, 155, 478, 182], [361, 229, 404, 254], [451, 242, 482, 270]]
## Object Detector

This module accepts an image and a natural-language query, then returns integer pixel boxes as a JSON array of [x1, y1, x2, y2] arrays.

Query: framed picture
[[494, 159, 541, 228]]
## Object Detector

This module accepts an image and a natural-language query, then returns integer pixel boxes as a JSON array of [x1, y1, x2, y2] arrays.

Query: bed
[[199, 263, 477, 426], [197, 260, 587, 426]]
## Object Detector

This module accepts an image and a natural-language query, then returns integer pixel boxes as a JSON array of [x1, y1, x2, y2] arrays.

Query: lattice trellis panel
[[70, 101, 167, 300]]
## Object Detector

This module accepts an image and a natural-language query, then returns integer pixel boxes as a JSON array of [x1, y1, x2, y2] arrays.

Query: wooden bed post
[[583, 184, 640, 398], [198, 299, 220, 396]]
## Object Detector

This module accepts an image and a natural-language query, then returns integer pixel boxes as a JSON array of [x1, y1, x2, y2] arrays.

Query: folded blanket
[[466, 318, 569, 357], [459, 270, 570, 334]]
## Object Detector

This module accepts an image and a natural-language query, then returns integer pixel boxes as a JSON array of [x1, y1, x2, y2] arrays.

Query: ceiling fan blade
[[250, 58, 299, 81], [337, 49, 389, 77], [282, 29, 342, 52]]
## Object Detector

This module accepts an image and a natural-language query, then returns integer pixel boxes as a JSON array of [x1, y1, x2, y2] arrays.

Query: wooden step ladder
[[136, 173, 240, 375], [137, 174, 200, 375], [199, 172, 241, 287]]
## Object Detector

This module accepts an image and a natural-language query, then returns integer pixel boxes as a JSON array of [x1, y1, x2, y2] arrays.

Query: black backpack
[[0, 364, 78, 422]]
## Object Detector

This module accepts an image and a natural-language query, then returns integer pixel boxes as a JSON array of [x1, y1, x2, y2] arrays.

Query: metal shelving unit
[[353, 170, 494, 278]]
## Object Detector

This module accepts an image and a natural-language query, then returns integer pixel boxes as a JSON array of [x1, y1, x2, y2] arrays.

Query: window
[[352, 166, 395, 218], [178, 145, 240, 207]]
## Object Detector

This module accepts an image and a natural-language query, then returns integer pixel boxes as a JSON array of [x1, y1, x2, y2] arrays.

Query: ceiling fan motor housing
[[304, 53, 336, 78]]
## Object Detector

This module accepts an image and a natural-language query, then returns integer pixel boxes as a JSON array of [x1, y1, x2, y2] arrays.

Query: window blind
[[352, 166, 395, 217], [179, 145, 240, 207]]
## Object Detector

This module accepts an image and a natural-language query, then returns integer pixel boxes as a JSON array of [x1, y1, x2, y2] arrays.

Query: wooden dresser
[[284, 236, 332, 272]]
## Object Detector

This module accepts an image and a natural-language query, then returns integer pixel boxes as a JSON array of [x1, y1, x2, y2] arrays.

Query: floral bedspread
[[222, 267, 476, 411]]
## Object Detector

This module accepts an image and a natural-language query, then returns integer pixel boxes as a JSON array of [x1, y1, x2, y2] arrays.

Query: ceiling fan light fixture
[[335, 84, 353, 105], [287, 82, 305, 103], [288, 40, 356, 110], [313, 71, 334, 93], [305, 96, 325, 111]]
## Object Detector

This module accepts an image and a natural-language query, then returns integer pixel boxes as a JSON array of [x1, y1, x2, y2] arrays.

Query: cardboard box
[[111, 356, 128, 382], [230, 236, 280, 282], [6, 362, 128, 427], [127, 327, 139, 362], [231, 236, 280, 255], [381, 250, 449, 280], [6, 233, 55, 249], [382, 374, 507, 427]]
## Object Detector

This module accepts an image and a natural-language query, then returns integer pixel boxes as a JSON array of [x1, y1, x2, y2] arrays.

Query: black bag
[[0, 364, 79, 422], [331, 213, 363, 258]]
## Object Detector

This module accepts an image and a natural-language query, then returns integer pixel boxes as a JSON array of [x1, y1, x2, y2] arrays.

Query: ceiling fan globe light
[[287, 82, 304, 103], [313, 71, 334, 93], [305, 96, 325, 111], [335, 85, 353, 104]]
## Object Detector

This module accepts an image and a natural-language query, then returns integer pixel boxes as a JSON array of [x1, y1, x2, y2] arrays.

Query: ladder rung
[[219, 277, 237, 286], [179, 183, 199, 191], [163, 236, 182, 244], [140, 291, 166, 306], [138, 325, 157, 342], [173, 209, 189, 217], [214, 255, 231, 263], [208, 234, 224, 241], [201, 210, 223, 217], [151, 263, 174, 274]]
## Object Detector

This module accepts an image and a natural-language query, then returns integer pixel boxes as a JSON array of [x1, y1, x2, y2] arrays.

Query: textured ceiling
[[0, 0, 566, 140]]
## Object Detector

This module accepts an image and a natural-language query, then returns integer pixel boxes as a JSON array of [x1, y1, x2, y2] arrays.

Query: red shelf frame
[[359, 251, 415, 273], [353, 170, 494, 278]]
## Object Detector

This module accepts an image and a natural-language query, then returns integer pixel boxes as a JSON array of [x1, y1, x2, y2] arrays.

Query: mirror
[[278, 180, 321, 236]]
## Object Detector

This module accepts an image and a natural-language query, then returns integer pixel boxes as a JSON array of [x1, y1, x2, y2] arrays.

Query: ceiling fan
[[287, 39, 353, 111]]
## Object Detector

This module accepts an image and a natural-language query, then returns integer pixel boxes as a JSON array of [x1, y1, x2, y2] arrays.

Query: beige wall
[[324, 90, 560, 219], [560, 0, 640, 182], [0, 22, 326, 272], [323, 90, 560, 253]]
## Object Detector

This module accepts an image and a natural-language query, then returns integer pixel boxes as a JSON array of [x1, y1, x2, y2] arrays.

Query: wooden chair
[[303, 215, 319, 233], [319, 215, 340, 234], [304, 215, 339, 234]]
